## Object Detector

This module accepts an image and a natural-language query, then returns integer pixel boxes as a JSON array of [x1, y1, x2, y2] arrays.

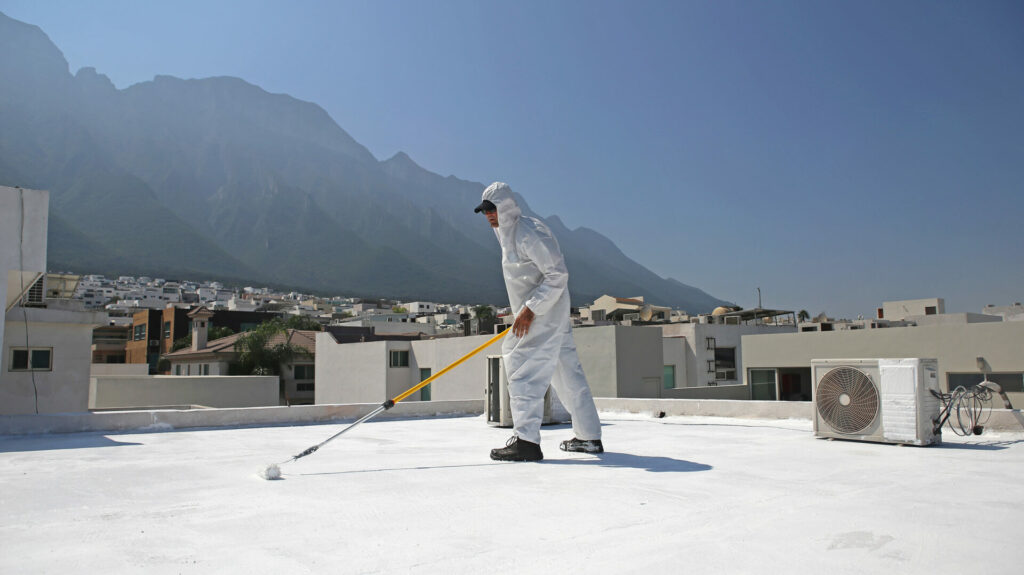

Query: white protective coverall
[[481, 182, 602, 445]]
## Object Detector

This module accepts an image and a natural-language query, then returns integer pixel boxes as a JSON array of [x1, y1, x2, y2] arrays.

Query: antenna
[[757, 287, 762, 309]]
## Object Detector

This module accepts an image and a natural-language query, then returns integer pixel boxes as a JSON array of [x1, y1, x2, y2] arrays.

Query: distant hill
[[0, 11, 730, 312]]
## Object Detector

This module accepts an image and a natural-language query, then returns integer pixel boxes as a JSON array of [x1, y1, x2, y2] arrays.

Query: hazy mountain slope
[[0, 10, 731, 311]]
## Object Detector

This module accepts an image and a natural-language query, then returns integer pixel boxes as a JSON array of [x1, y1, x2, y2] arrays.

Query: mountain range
[[0, 11, 729, 312]]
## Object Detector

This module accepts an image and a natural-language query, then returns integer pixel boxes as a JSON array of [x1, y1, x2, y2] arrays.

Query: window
[[750, 369, 777, 401], [175, 365, 182, 375], [390, 350, 409, 367], [294, 364, 315, 380], [163, 321, 171, 339], [202, 364, 210, 376], [133, 324, 147, 341], [705, 337, 716, 351], [420, 368, 432, 401], [10, 348, 52, 371], [947, 373, 1023, 393], [663, 365, 676, 390], [297, 383, 315, 392], [714, 347, 736, 381], [925, 306, 937, 315]]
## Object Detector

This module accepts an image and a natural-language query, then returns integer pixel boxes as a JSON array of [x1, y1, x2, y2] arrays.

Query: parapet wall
[[2, 398, 1021, 435], [89, 375, 280, 409], [596, 397, 812, 419], [0, 400, 486, 435]]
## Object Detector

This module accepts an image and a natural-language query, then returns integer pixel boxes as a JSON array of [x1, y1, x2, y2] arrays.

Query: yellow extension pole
[[284, 327, 510, 464]]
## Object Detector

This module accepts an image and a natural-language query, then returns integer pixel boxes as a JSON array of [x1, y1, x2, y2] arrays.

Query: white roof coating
[[2, 414, 1022, 574]]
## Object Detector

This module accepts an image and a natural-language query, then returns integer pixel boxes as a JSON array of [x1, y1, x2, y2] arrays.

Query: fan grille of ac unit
[[816, 366, 879, 434]]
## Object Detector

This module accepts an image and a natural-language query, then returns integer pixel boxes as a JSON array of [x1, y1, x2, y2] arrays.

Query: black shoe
[[559, 438, 604, 453], [490, 436, 543, 461]]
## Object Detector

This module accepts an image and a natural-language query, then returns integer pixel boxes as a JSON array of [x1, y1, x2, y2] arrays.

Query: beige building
[[587, 295, 672, 322], [742, 319, 1024, 406], [878, 297, 944, 321]]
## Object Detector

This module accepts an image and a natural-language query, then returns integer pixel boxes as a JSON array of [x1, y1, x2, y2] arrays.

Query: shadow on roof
[[0, 434, 143, 453], [542, 452, 713, 473], [935, 439, 1024, 451]]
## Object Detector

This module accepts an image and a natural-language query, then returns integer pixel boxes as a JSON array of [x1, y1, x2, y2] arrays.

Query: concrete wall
[[596, 397, 813, 420], [661, 384, 750, 400], [89, 375, 279, 409], [742, 321, 1024, 406], [2, 306, 103, 415], [663, 336, 687, 390], [409, 334, 498, 401], [1, 186, 49, 363], [315, 333, 502, 405], [0, 400, 486, 435], [315, 336, 388, 404], [574, 326, 619, 397], [663, 323, 796, 389], [3, 398, 1020, 436], [574, 325, 664, 398], [615, 326, 663, 397], [90, 363, 150, 376]]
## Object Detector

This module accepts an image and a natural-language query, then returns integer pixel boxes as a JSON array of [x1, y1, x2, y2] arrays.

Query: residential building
[[983, 303, 1024, 322], [91, 323, 130, 364], [315, 320, 792, 405], [163, 309, 318, 405], [589, 295, 672, 322], [402, 302, 438, 315], [877, 298, 944, 321], [337, 313, 437, 336], [660, 320, 797, 392], [2, 185, 107, 415], [742, 313, 1024, 406]]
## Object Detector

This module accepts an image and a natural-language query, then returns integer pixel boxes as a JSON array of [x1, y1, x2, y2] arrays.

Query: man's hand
[[512, 306, 535, 337]]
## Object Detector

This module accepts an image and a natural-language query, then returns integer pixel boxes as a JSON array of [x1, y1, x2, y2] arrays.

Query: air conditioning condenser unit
[[811, 358, 941, 446]]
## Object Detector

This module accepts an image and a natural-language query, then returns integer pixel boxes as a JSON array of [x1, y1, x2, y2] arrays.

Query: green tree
[[234, 319, 311, 377], [473, 305, 496, 321], [392, 305, 408, 314], [797, 310, 810, 323], [284, 315, 323, 331]]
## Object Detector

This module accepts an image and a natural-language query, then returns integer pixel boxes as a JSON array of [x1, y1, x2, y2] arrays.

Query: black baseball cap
[[474, 199, 497, 213]]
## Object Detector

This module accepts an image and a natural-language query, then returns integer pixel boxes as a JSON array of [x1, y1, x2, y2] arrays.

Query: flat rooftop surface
[[2, 414, 1022, 574]]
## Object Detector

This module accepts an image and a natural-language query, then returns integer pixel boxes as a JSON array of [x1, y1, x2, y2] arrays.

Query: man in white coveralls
[[475, 182, 603, 461]]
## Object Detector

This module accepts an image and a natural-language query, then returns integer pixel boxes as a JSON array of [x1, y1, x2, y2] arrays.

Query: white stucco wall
[[90, 363, 150, 376], [2, 306, 104, 415], [1, 186, 49, 359], [574, 325, 663, 398], [315, 336, 389, 404], [408, 334, 499, 401], [573, 326, 619, 397], [89, 375, 279, 409]]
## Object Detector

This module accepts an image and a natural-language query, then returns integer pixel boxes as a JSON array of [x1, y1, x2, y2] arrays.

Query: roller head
[[260, 463, 282, 480]]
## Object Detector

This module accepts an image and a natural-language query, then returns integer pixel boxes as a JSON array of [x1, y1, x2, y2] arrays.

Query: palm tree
[[473, 305, 496, 321], [798, 310, 810, 323], [234, 319, 311, 403]]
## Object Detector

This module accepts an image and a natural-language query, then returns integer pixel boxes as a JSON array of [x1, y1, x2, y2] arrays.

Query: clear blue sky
[[2, 0, 1022, 318]]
